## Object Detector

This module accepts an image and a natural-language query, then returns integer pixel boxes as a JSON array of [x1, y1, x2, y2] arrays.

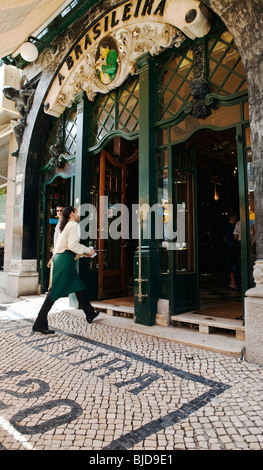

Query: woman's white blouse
[[53, 220, 91, 256]]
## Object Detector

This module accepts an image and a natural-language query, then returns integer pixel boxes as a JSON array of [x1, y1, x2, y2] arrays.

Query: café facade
[[1, 0, 263, 363]]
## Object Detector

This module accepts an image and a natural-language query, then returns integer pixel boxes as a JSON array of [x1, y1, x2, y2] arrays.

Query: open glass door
[[172, 143, 199, 312], [39, 177, 71, 293], [98, 150, 127, 299]]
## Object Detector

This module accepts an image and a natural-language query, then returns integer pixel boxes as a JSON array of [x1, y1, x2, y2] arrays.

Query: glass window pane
[[118, 76, 139, 132], [174, 170, 195, 273], [157, 129, 168, 146], [210, 40, 228, 62], [210, 66, 229, 88], [208, 26, 247, 95], [170, 104, 241, 143], [125, 115, 138, 132], [157, 151, 162, 168], [158, 169, 169, 272], [163, 149, 168, 167], [223, 73, 244, 94], [158, 45, 194, 120], [64, 109, 77, 155], [245, 127, 251, 147]]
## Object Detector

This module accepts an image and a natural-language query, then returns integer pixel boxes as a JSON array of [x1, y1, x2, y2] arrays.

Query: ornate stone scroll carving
[[54, 22, 186, 110], [253, 260, 263, 287], [2, 86, 35, 157], [48, 119, 65, 169]]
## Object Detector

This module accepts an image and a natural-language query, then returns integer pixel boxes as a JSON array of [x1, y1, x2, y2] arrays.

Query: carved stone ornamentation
[[48, 120, 65, 168], [2, 86, 35, 157], [51, 23, 186, 112], [253, 259, 263, 286], [10, 259, 37, 273], [190, 77, 210, 117], [44, 1, 212, 117], [190, 41, 210, 118]]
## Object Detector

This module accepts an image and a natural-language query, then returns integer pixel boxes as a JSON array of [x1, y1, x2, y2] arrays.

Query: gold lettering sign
[[44, 0, 211, 116], [60, 0, 167, 82]]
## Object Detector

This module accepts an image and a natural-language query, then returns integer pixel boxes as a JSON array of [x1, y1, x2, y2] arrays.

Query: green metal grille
[[158, 22, 247, 121], [91, 91, 115, 143], [41, 107, 77, 167], [208, 26, 247, 95], [91, 75, 139, 145], [117, 75, 139, 132], [158, 45, 194, 121]]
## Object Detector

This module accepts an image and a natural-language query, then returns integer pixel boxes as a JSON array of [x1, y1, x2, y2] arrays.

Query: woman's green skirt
[[50, 250, 85, 302]]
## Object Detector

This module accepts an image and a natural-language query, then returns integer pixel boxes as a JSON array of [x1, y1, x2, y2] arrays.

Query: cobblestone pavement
[[0, 295, 263, 452]]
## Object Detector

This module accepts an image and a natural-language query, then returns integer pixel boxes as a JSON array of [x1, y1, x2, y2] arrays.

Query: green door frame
[[236, 122, 252, 303], [134, 52, 160, 326], [38, 182, 47, 293], [156, 96, 252, 319], [168, 143, 199, 314], [69, 92, 99, 305], [38, 173, 73, 293], [37, 62, 251, 326]]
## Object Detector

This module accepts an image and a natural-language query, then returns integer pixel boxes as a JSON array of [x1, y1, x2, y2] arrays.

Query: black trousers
[[33, 290, 95, 330]]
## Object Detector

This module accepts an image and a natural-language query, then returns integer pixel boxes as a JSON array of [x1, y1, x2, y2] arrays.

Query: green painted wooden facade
[[38, 18, 252, 325]]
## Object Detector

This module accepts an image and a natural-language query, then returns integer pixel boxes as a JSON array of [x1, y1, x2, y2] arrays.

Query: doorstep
[[88, 301, 244, 357], [91, 300, 134, 317], [19, 295, 245, 358], [171, 312, 245, 341], [87, 309, 245, 358]]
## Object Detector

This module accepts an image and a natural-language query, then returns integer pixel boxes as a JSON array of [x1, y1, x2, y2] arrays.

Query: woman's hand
[[84, 249, 96, 257]]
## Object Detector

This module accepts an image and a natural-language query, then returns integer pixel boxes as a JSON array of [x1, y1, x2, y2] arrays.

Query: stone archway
[[6, 0, 263, 363], [199, 0, 263, 364], [200, 0, 263, 258], [43, 0, 213, 117]]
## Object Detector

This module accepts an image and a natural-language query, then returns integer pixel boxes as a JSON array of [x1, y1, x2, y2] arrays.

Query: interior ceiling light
[[19, 36, 57, 62]]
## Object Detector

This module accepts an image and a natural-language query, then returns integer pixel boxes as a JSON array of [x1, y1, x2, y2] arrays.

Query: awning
[[0, 0, 73, 59]]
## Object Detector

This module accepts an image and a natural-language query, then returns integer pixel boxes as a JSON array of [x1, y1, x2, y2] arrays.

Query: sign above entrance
[[44, 0, 211, 117]]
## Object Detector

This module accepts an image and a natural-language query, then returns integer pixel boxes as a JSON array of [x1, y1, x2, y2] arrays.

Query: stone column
[[8, 259, 39, 298], [6, 76, 53, 298], [245, 262, 263, 364], [245, 63, 263, 365], [239, 9, 263, 365], [7, 147, 40, 298], [200, 0, 263, 364]]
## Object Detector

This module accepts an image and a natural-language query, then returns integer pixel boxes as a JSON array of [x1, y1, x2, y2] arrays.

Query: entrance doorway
[[193, 128, 243, 320], [40, 176, 71, 293], [98, 138, 138, 300]]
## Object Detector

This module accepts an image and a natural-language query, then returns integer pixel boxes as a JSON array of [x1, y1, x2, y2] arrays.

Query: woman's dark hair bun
[[60, 206, 75, 232]]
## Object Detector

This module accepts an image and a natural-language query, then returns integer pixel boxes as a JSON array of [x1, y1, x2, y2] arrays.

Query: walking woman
[[33, 206, 100, 334]]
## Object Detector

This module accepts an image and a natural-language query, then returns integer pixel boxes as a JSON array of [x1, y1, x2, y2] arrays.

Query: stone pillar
[[245, 69, 263, 364], [8, 259, 39, 297], [239, 10, 263, 366], [200, 0, 263, 364], [6, 149, 40, 298], [5, 78, 52, 298], [245, 261, 263, 365]]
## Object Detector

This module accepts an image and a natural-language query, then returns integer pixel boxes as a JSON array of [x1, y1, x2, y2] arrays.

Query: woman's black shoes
[[32, 326, 55, 335], [87, 309, 100, 324], [32, 309, 100, 333]]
